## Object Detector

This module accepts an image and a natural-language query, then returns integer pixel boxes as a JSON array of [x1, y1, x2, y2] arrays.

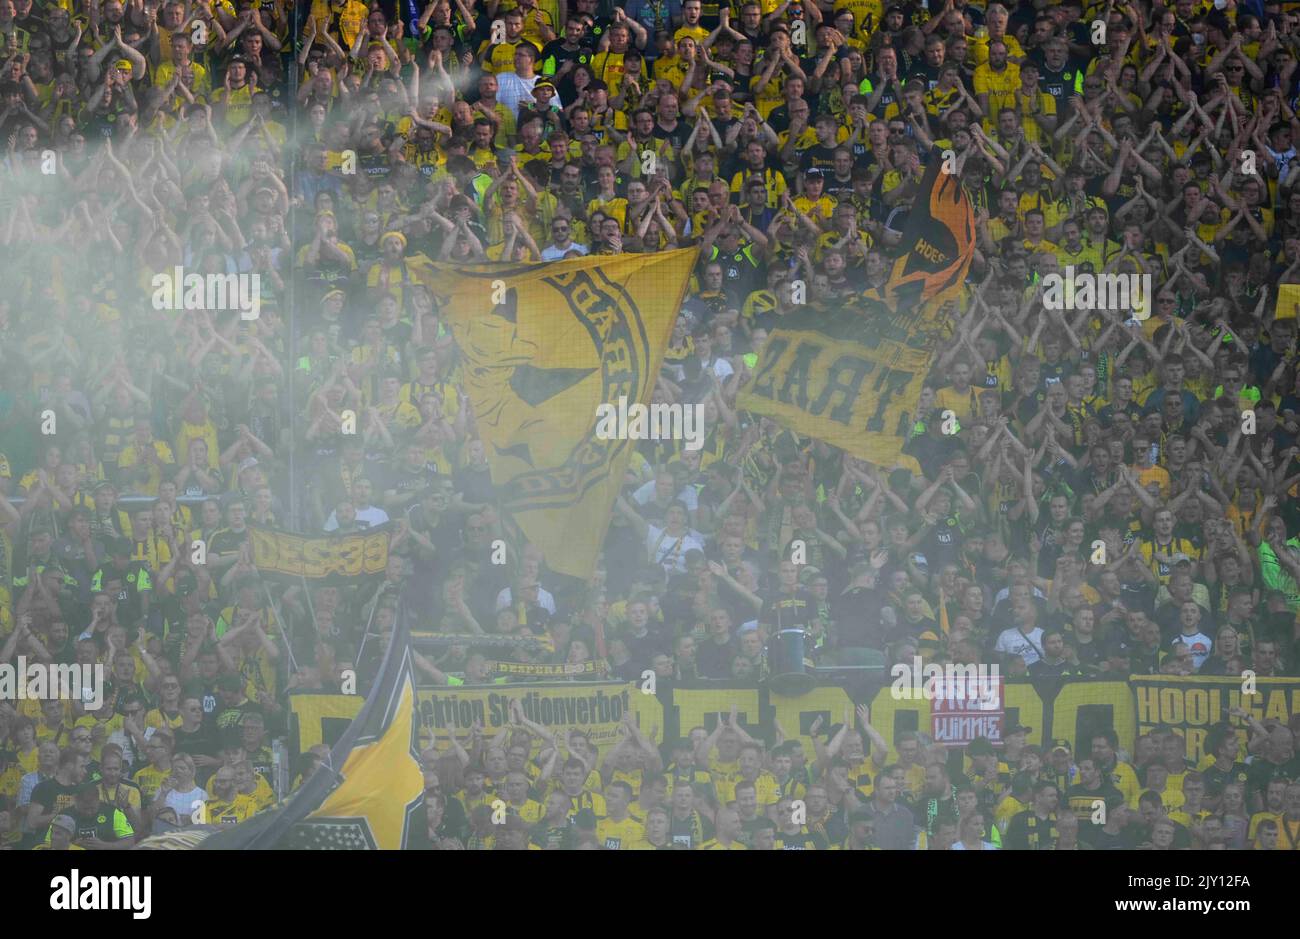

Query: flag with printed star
[[198, 619, 425, 850]]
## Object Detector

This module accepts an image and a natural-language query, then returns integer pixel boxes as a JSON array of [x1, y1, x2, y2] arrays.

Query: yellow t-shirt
[[716, 771, 780, 808], [116, 440, 177, 497], [204, 793, 260, 825], [595, 815, 645, 849], [972, 61, 1021, 123], [133, 764, 171, 805]]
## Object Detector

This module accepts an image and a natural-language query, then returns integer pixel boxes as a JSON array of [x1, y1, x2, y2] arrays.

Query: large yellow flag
[[421, 249, 698, 580], [738, 149, 974, 470]]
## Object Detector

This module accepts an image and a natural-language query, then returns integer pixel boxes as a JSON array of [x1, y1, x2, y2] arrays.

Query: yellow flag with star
[[198, 623, 427, 850], [420, 248, 698, 580]]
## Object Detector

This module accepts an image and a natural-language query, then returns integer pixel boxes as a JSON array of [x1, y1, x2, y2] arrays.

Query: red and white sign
[[931, 674, 1003, 748]]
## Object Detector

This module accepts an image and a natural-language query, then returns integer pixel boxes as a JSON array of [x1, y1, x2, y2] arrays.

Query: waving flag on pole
[[418, 248, 698, 582], [198, 618, 425, 850], [737, 149, 975, 470]]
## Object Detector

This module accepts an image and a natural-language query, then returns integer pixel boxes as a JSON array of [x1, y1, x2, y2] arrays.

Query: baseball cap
[[50, 815, 77, 835], [1005, 722, 1033, 736], [1051, 738, 1072, 754], [804, 167, 824, 178], [967, 736, 995, 757]]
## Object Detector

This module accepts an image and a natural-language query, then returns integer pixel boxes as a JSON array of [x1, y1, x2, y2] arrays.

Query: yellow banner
[[1132, 675, 1300, 764], [294, 678, 1292, 771], [420, 249, 698, 580], [292, 683, 663, 756], [248, 526, 389, 580], [737, 314, 932, 469]]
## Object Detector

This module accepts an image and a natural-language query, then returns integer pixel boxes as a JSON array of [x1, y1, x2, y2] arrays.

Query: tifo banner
[[490, 660, 606, 677], [290, 677, 1293, 767], [737, 308, 936, 468], [421, 248, 697, 580], [738, 149, 974, 469], [289, 682, 851, 759], [1132, 675, 1300, 765], [248, 525, 390, 580], [291, 683, 662, 756]]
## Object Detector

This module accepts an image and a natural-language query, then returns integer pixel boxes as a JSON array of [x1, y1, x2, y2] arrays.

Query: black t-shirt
[[175, 724, 222, 782], [1004, 809, 1058, 850], [1032, 57, 1085, 103], [405, 503, 465, 586], [1247, 755, 1300, 801], [799, 144, 840, 173], [917, 515, 963, 571], [208, 527, 250, 559], [530, 821, 577, 850], [1201, 761, 1249, 799], [70, 802, 132, 843], [774, 828, 828, 849], [696, 636, 738, 678], [454, 464, 496, 505], [31, 778, 81, 818], [668, 811, 713, 848], [759, 587, 817, 632], [653, 120, 690, 154], [383, 462, 439, 503]]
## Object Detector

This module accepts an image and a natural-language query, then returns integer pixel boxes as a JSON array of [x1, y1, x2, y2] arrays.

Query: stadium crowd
[[2, 0, 1300, 851]]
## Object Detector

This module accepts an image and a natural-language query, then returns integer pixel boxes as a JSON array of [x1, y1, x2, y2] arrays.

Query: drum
[[768, 628, 816, 695]]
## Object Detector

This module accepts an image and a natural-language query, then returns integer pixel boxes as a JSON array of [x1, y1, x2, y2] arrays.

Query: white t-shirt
[[495, 71, 540, 116], [496, 586, 557, 615], [705, 356, 734, 381], [631, 480, 699, 512], [646, 525, 703, 573], [541, 242, 589, 261], [324, 505, 390, 531], [1175, 631, 1214, 670], [164, 785, 209, 824], [994, 626, 1046, 666]]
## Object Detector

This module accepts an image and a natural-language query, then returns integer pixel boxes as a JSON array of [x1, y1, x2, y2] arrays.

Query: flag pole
[[262, 581, 300, 673]]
